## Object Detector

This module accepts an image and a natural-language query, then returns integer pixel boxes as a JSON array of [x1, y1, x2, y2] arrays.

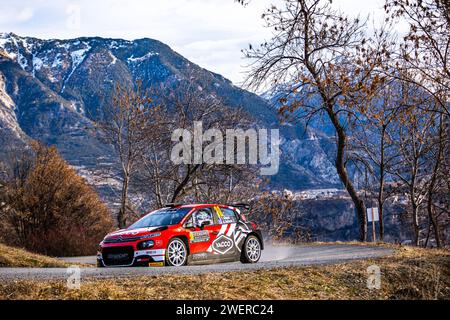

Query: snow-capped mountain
[[0, 32, 341, 202]]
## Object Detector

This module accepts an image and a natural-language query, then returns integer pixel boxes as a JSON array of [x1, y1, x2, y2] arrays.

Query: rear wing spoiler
[[229, 203, 251, 213], [164, 203, 183, 208]]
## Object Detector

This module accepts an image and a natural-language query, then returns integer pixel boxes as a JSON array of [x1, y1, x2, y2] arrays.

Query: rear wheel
[[240, 235, 261, 263], [165, 238, 188, 266]]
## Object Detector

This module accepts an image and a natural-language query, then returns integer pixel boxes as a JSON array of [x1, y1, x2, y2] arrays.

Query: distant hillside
[[0, 32, 342, 206]]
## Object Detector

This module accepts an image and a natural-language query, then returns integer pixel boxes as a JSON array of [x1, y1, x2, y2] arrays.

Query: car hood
[[105, 226, 166, 240]]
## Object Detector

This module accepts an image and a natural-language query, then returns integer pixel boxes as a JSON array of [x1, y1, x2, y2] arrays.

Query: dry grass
[[0, 243, 70, 268], [0, 244, 448, 300]]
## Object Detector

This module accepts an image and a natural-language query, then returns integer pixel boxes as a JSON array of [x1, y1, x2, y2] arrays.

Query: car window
[[128, 207, 191, 229], [215, 207, 238, 224], [184, 215, 193, 226], [192, 208, 214, 226]]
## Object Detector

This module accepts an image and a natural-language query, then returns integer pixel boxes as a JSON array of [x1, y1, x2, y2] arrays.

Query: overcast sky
[[0, 0, 396, 85]]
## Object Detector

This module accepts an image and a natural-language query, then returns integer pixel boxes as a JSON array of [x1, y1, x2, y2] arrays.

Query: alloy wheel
[[167, 239, 187, 266], [246, 237, 261, 262]]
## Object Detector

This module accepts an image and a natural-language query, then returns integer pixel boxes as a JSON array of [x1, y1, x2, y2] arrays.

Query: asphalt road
[[0, 244, 394, 281]]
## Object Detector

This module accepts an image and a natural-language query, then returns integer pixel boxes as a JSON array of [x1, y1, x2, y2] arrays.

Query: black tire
[[240, 235, 262, 264], [165, 237, 188, 266]]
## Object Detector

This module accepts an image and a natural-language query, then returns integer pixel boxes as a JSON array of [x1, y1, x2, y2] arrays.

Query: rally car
[[97, 203, 263, 267]]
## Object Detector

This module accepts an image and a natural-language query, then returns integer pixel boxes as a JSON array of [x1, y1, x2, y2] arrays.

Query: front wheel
[[165, 238, 188, 266], [240, 235, 261, 264]]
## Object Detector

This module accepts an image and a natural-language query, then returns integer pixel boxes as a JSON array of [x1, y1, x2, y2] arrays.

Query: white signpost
[[366, 207, 379, 242]]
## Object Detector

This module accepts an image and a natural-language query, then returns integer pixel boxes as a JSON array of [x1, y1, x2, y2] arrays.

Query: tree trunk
[[378, 195, 384, 242], [409, 155, 420, 246], [425, 114, 444, 247], [327, 107, 367, 241], [309, 61, 367, 241], [432, 209, 441, 247], [411, 201, 420, 246], [424, 222, 431, 248], [427, 197, 441, 247], [171, 164, 200, 203], [427, 143, 441, 248], [118, 175, 129, 228], [378, 126, 386, 241]]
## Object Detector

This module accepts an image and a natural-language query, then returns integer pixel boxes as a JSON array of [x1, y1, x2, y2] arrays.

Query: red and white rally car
[[97, 203, 263, 267]]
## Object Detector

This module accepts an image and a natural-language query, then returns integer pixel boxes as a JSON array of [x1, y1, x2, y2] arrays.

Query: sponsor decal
[[214, 206, 223, 217], [234, 222, 252, 251], [238, 221, 252, 232], [116, 230, 139, 237], [219, 224, 228, 234], [207, 224, 228, 253], [112, 227, 161, 238], [107, 253, 129, 260], [135, 249, 165, 257], [192, 252, 208, 261], [142, 232, 161, 239], [212, 234, 234, 254], [214, 206, 225, 223], [226, 223, 236, 236], [149, 262, 164, 267], [189, 230, 210, 243], [221, 216, 234, 224], [152, 255, 165, 262]]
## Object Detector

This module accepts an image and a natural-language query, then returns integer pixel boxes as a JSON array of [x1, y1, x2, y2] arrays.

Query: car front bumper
[[97, 248, 166, 267]]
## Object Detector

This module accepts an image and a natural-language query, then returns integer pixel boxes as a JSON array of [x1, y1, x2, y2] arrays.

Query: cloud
[[0, 5, 34, 25], [0, 0, 403, 84], [0, 0, 274, 83], [17, 7, 34, 22]]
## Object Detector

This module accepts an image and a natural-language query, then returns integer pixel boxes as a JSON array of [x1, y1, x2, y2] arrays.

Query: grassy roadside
[[0, 243, 71, 268], [0, 245, 448, 300]]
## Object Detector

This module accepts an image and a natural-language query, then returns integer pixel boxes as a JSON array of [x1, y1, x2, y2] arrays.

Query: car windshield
[[128, 208, 191, 229]]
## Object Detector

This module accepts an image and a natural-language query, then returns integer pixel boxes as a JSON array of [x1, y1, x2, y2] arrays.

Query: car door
[[185, 208, 221, 260], [207, 206, 238, 259]]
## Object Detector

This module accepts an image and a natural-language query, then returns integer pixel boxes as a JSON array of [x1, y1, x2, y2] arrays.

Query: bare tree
[[388, 92, 439, 246], [385, 0, 450, 116], [383, 1, 449, 245], [135, 80, 259, 209], [423, 112, 448, 247], [352, 81, 409, 241], [95, 81, 159, 228], [244, 0, 390, 241]]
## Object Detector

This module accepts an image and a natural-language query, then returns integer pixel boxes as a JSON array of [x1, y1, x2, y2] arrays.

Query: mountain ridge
[[0, 32, 341, 206]]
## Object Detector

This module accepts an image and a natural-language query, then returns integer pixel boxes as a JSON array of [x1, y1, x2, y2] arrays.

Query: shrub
[[0, 142, 114, 256]]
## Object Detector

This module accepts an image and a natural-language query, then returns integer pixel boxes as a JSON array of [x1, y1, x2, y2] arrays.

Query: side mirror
[[184, 222, 195, 229], [198, 220, 211, 229]]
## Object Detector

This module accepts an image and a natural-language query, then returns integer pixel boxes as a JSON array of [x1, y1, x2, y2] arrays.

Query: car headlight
[[138, 240, 154, 249]]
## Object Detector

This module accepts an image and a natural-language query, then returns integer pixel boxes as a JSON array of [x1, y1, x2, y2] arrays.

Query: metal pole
[[371, 207, 376, 242]]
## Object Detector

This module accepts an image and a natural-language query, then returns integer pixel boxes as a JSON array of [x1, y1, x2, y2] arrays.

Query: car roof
[[176, 204, 230, 209]]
